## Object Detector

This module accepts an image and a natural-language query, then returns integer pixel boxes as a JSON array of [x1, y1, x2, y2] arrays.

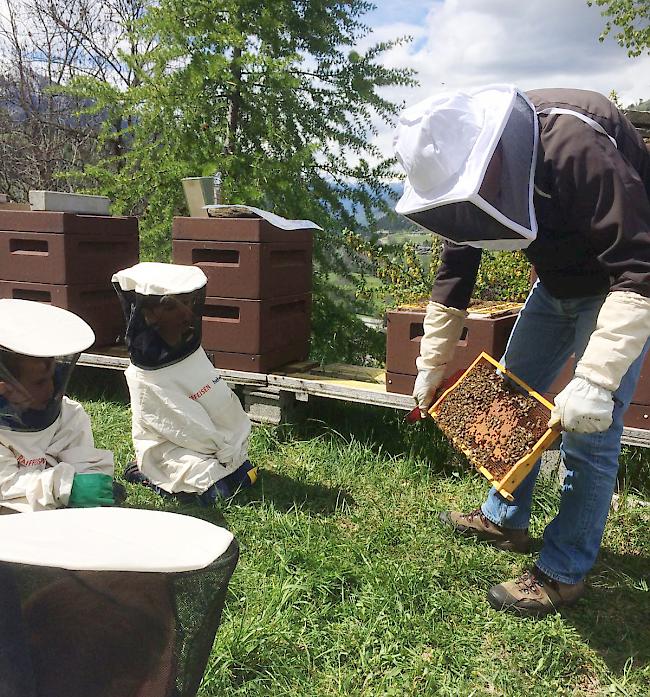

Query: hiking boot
[[439, 508, 531, 553], [226, 460, 258, 491], [487, 567, 585, 617]]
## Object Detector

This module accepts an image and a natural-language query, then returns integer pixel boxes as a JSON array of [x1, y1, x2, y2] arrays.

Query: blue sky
[[362, 0, 650, 160]]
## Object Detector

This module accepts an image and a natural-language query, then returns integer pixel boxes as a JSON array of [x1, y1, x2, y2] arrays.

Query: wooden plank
[[78, 352, 129, 370], [212, 368, 268, 387], [268, 373, 414, 410], [289, 362, 386, 383], [75, 349, 650, 440], [78, 350, 268, 387], [621, 427, 650, 448]]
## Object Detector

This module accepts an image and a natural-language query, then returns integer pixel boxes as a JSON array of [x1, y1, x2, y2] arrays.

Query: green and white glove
[[413, 301, 467, 414], [68, 473, 115, 508], [550, 291, 650, 433]]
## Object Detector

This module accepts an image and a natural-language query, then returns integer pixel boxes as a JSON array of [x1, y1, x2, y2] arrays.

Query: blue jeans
[[481, 281, 650, 584]]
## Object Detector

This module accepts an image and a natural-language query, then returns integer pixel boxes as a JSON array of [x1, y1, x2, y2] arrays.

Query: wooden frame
[[429, 351, 560, 502]]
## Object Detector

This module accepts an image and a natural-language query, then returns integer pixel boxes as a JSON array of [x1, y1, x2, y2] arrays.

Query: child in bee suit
[[0, 299, 117, 513], [113, 262, 257, 503]]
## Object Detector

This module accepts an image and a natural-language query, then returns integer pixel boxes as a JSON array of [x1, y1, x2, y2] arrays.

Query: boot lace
[[515, 569, 544, 595], [464, 508, 492, 526]]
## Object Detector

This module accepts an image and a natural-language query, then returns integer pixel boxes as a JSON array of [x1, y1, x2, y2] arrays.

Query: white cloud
[[365, 0, 650, 160]]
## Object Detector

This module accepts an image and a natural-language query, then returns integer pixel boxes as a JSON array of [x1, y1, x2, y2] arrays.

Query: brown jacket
[[430, 88, 650, 308]]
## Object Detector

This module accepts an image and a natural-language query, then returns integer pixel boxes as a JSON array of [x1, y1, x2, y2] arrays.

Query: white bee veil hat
[[394, 84, 539, 251]]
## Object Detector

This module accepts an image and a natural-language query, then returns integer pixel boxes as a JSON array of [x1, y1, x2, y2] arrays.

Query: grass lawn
[[73, 372, 650, 697]]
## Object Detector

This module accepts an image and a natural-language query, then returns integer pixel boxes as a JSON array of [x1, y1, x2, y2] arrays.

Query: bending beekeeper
[[0, 299, 117, 512], [113, 262, 256, 503], [394, 86, 650, 617]]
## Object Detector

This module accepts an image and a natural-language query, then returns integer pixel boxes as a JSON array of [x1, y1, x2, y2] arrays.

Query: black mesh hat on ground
[[0, 508, 239, 697]]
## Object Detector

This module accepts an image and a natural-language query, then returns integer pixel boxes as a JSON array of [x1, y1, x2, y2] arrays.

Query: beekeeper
[[0, 299, 116, 512], [112, 262, 256, 502], [394, 86, 650, 617]]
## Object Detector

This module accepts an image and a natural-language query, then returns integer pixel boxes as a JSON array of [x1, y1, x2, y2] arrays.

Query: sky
[[363, 0, 650, 161]]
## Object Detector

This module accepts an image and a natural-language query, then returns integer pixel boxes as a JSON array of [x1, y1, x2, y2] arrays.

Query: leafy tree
[[588, 0, 650, 57], [66, 0, 415, 362]]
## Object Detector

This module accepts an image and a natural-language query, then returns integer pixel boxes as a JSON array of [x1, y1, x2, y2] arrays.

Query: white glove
[[549, 376, 614, 433], [413, 366, 446, 413], [576, 291, 650, 391], [412, 301, 467, 412]]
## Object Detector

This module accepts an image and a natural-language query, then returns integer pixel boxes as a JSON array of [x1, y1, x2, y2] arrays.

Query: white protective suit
[[0, 397, 114, 513], [126, 347, 251, 494]]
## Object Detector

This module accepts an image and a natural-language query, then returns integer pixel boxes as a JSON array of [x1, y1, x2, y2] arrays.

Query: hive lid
[[0, 210, 138, 234], [173, 216, 316, 243], [205, 204, 321, 231]]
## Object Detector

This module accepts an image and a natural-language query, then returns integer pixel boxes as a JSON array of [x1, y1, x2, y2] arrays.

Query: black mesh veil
[[113, 285, 206, 370], [0, 539, 239, 697], [0, 350, 80, 432]]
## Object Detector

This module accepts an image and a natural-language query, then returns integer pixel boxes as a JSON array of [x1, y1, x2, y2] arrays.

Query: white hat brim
[[0, 299, 95, 356], [0, 508, 234, 572], [112, 262, 207, 296]]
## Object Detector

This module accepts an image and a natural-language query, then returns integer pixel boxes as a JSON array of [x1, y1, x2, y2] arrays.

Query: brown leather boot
[[487, 568, 585, 617], [439, 508, 531, 553]]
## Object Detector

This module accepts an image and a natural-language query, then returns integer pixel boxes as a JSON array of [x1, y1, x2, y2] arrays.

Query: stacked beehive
[[172, 215, 312, 372], [385, 302, 521, 395], [0, 210, 139, 348]]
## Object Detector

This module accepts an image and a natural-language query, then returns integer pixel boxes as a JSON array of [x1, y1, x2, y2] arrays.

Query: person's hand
[[549, 376, 614, 433], [68, 473, 115, 508], [412, 366, 446, 415]]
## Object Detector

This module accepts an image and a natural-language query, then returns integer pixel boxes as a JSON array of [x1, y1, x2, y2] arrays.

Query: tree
[[588, 0, 650, 57], [0, 0, 152, 199], [68, 0, 415, 362]]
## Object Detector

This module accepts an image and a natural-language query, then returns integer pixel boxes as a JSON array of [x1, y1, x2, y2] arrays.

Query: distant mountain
[[339, 181, 415, 232]]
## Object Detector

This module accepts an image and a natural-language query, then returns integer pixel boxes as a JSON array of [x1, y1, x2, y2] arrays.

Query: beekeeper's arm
[[414, 243, 481, 411], [0, 445, 76, 512], [549, 121, 650, 432], [551, 291, 650, 432], [137, 381, 247, 466]]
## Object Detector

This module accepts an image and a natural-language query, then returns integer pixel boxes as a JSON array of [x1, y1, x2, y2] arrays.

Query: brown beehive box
[[172, 216, 313, 299], [0, 211, 138, 285], [385, 302, 521, 395], [206, 339, 310, 373], [430, 352, 559, 500], [201, 294, 311, 372], [0, 210, 138, 348], [0, 280, 125, 348]]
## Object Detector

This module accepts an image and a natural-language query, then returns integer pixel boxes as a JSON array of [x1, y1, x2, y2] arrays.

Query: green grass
[[69, 374, 650, 697]]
